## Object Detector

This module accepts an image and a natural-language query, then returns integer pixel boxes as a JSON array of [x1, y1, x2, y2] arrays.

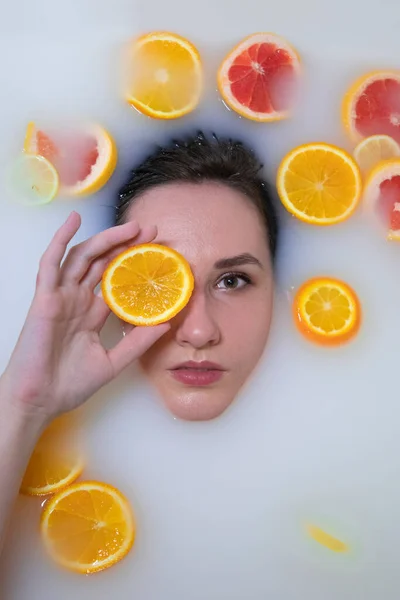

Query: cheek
[[219, 289, 273, 351]]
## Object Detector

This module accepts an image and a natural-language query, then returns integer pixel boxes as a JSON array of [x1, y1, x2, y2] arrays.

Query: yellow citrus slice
[[102, 243, 194, 326], [218, 32, 301, 122], [363, 158, 400, 241], [41, 481, 135, 574], [293, 277, 361, 346], [24, 121, 117, 197], [124, 31, 202, 119], [307, 524, 348, 553], [342, 70, 400, 143], [20, 415, 84, 496], [11, 153, 59, 205], [353, 134, 400, 174], [277, 143, 362, 225]]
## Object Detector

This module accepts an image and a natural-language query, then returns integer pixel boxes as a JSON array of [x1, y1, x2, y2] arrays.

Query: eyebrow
[[214, 253, 263, 270]]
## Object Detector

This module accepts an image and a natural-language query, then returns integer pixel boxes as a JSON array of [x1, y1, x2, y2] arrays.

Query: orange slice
[[41, 481, 135, 574], [293, 277, 361, 346], [24, 121, 117, 197], [364, 158, 400, 240], [277, 143, 362, 225], [307, 524, 348, 553], [125, 32, 202, 119], [102, 243, 194, 326], [20, 415, 84, 496], [218, 33, 301, 122], [353, 135, 400, 175], [342, 70, 400, 143]]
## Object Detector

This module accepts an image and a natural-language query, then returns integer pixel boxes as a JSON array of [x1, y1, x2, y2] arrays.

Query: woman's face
[[126, 181, 274, 421]]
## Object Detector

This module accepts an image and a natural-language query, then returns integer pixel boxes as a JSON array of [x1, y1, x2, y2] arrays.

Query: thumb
[[107, 322, 170, 374]]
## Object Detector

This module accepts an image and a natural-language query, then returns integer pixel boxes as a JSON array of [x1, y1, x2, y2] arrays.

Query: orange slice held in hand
[[363, 159, 400, 241], [218, 32, 301, 122], [342, 70, 400, 143], [20, 415, 84, 496], [24, 121, 117, 197], [293, 277, 361, 346], [41, 481, 135, 574], [125, 31, 203, 119], [102, 243, 194, 326], [277, 143, 362, 225]]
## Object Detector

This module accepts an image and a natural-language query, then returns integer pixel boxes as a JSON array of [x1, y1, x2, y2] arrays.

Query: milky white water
[[1, 0, 400, 598]]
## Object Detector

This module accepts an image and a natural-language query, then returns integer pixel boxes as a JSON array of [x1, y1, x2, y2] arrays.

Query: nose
[[175, 289, 221, 349]]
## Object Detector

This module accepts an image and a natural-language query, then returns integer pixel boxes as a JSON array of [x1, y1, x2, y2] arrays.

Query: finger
[[90, 293, 111, 331], [60, 220, 141, 284], [82, 225, 158, 290], [107, 322, 170, 375], [36, 212, 81, 291]]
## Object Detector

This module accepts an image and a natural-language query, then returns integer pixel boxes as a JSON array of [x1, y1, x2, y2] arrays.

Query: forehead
[[126, 181, 270, 264]]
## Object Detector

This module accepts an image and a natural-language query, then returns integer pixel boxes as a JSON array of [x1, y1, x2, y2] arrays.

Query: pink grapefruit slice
[[363, 158, 400, 240], [217, 33, 301, 122], [342, 71, 400, 143], [24, 122, 117, 197]]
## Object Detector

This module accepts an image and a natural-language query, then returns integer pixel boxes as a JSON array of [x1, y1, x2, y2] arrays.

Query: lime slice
[[11, 154, 59, 206]]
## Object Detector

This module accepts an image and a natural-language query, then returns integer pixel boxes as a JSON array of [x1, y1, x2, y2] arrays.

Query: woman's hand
[[1, 212, 169, 421]]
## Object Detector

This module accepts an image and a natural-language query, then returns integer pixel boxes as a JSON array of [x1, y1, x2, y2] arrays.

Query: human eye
[[215, 272, 252, 291]]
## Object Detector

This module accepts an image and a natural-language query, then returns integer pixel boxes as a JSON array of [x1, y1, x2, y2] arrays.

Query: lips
[[169, 361, 225, 386]]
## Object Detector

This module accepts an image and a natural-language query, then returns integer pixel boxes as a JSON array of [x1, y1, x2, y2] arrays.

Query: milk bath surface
[[1, 0, 400, 598]]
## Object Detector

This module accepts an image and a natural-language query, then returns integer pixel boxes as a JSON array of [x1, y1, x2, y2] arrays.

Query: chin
[[160, 388, 237, 421]]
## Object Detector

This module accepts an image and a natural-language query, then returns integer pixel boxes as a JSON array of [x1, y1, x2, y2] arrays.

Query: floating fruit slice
[[293, 277, 361, 346], [20, 415, 84, 496], [41, 481, 135, 574], [125, 32, 202, 119], [102, 243, 194, 326], [342, 71, 400, 143], [11, 153, 59, 206], [307, 524, 348, 553], [24, 122, 117, 197], [353, 134, 400, 174], [277, 143, 362, 225], [363, 158, 400, 240], [217, 32, 301, 122]]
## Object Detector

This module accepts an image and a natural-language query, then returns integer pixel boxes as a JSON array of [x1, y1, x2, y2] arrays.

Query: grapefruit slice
[[24, 122, 117, 197], [342, 71, 400, 143], [218, 33, 301, 122], [364, 159, 400, 240]]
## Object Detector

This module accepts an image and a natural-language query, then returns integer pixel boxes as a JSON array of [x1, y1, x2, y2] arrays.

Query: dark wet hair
[[116, 131, 279, 260]]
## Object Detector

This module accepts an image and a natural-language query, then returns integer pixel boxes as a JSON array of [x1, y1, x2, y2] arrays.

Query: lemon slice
[[353, 135, 400, 174], [11, 154, 59, 206]]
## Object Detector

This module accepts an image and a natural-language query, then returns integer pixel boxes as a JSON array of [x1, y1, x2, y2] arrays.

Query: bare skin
[[0, 212, 169, 552]]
